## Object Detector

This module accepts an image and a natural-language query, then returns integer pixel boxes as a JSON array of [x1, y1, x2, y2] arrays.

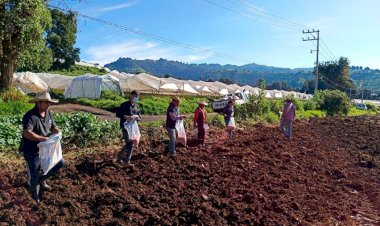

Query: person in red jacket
[[194, 101, 208, 145]]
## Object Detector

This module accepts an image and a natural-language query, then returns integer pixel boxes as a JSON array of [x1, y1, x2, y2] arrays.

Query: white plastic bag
[[204, 124, 209, 131], [227, 117, 236, 131], [37, 132, 63, 175], [124, 120, 141, 146], [175, 120, 187, 146]]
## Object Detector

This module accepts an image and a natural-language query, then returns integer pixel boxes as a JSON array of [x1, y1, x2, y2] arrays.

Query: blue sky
[[52, 0, 380, 69]]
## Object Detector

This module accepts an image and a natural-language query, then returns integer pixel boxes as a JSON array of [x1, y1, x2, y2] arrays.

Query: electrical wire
[[47, 4, 253, 64]]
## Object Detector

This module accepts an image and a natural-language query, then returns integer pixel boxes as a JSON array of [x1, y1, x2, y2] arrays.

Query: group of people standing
[[20, 90, 296, 202]]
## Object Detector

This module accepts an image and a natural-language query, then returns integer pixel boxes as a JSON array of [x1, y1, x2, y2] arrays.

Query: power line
[[48, 4, 252, 64], [222, 0, 303, 30], [320, 38, 336, 60], [201, 0, 300, 30], [238, 0, 310, 30]]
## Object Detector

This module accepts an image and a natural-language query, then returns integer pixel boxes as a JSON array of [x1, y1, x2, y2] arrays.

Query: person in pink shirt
[[280, 97, 296, 139]]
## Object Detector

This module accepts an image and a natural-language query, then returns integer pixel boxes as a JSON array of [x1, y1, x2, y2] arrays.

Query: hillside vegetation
[[105, 57, 380, 91]]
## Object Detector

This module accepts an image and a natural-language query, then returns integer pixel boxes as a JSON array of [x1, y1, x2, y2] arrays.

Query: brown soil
[[1, 116, 380, 225]]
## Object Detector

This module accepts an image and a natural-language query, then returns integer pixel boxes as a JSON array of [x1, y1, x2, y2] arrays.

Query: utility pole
[[302, 29, 320, 94]]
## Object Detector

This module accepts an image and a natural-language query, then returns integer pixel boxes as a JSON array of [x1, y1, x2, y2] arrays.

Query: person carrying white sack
[[280, 97, 296, 140], [165, 96, 187, 156], [20, 92, 64, 203], [116, 90, 141, 166], [222, 99, 235, 139]]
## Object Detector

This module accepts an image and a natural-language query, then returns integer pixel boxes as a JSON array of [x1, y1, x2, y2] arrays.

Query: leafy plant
[[313, 90, 351, 116], [208, 114, 225, 128]]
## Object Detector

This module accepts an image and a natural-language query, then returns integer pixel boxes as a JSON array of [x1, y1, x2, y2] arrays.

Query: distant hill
[[105, 57, 380, 90]]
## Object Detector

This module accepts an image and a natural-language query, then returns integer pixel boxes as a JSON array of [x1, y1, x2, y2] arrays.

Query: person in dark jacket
[[116, 90, 141, 165], [166, 96, 186, 156], [21, 92, 64, 203], [222, 100, 235, 138], [194, 101, 208, 145]]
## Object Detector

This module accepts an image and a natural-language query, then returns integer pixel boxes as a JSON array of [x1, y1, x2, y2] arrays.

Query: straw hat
[[198, 101, 208, 106], [28, 92, 59, 103]]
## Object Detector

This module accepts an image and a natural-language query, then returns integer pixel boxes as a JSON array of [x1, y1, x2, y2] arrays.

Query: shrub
[[313, 90, 351, 116], [0, 101, 34, 116], [101, 89, 125, 101], [208, 114, 225, 128], [237, 89, 271, 121], [0, 89, 33, 116], [269, 99, 283, 115], [303, 100, 317, 111], [364, 102, 378, 111], [264, 111, 280, 123], [0, 88, 30, 103]]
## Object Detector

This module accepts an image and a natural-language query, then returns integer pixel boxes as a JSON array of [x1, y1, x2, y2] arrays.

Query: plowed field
[[1, 116, 380, 225]]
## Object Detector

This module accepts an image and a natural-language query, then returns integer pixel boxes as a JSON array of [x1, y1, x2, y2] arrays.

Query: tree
[[47, 9, 80, 69], [219, 77, 234, 85], [0, 0, 51, 91], [17, 40, 53, 72], [305, 57, 356, 94]]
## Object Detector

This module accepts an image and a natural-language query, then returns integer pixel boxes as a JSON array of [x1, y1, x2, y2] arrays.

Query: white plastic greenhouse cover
[[64, 74, 123, 99], [13, 72, 49, 94], [179, 83, 199, 94], [123, 73, 161, 92], [160, 83, 179, 91], [105, 71, 133, 92], [219, 88, 229, 95], [35, 73, 73, 90]]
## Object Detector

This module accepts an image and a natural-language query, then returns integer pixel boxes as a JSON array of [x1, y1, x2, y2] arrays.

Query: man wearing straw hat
[[194, 101, 208, 145], [165, 96, 186, 156], [21, 92, 64, 203]]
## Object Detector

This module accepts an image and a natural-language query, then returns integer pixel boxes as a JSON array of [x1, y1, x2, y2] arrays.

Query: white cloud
[[85, 39, 213, 65], [97, 2, 135, 13]]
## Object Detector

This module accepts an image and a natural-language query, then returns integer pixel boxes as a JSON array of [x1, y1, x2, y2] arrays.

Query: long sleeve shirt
[[282, 102, 296, 121], [116, 100, 141, 129], [194, 107, 206, 125], [166, 103, 181, 129]]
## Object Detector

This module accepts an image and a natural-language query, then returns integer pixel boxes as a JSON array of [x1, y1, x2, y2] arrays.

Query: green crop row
[[0, 112, 120, 154]]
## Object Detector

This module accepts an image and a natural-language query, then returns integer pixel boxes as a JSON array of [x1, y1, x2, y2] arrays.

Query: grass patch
[[298, 110, 326, 119], [49, 65, 108, 77], [347, 107, 376, 116], [76, 92, 212, 115]]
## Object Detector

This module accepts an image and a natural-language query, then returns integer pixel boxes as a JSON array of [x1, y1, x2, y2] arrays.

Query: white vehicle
[[356, 103, 367, 110], [212, 92, 249, 112]]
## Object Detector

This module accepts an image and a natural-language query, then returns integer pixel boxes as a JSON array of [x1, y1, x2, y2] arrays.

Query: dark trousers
[[24, 153, 64, 187], [197, 123, 206, 144], [118, 129, 134, 163]]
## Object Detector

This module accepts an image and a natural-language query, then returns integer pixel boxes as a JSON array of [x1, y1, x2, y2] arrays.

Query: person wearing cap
[[280, 97, 296, 139], [166, 96, 186, 156], [222, 99, 235, 139], [194, 101, 208, 145], [116, 90, 141, 165], [21, 92, 64, 202]]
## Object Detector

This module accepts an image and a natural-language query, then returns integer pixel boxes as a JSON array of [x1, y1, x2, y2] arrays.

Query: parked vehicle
[[212, 92, 249, 112], [356, 103, 367, 110]]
